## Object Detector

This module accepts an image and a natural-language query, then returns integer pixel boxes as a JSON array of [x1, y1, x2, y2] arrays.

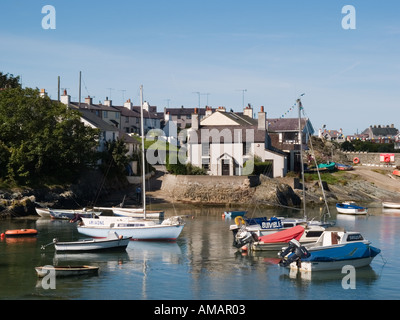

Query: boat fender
[[234, 216, 246, 226], [353, 157, 360, 164]]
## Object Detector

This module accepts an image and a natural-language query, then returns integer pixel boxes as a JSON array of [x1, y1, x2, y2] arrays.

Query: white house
[[187, 106, 287, 177]]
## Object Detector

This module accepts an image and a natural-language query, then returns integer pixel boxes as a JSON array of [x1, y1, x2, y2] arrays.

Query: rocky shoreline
[[1, 166, 399, 218]]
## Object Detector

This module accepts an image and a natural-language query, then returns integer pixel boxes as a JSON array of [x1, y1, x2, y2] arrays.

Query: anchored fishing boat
[[279, 228, 381, 272]]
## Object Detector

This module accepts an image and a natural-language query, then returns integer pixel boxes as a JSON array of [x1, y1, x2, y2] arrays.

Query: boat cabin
[[312, 228, 365, 247]]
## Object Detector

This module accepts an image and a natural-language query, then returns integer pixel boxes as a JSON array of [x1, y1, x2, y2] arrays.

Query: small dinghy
[[35, 265, 99, 277], [52, 232, 131, 252], [3, 229, 38, 237]]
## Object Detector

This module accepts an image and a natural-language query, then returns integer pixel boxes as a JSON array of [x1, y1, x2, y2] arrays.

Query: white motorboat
[[279, 228, 381, 272]]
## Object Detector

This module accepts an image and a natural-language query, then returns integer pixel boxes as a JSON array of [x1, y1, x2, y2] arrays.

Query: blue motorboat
[[279, 228, 381, 271]]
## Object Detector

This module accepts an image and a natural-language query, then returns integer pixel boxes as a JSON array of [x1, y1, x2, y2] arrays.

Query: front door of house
[[222, 160, 230, 176]]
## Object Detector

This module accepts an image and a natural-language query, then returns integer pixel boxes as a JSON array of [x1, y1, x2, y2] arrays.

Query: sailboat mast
[[140, 85, 146, 219], [297, 99, 307, 219]]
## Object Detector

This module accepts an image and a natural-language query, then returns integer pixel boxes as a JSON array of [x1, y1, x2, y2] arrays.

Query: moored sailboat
[[76, 85, 185, 241]]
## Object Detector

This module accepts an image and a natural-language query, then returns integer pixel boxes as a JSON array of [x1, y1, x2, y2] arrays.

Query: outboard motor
[[279, 239, 310, 267], [232, 227, 258, 249]]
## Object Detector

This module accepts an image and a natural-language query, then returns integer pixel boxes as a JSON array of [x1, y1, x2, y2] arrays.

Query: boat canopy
[[258, 225, 305, 243]]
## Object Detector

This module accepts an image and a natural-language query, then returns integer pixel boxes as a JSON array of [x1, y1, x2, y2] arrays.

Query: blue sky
[[1, 0, 400, 135]]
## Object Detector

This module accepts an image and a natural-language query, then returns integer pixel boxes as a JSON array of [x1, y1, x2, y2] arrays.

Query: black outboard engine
[[279, 239, 310, 267]]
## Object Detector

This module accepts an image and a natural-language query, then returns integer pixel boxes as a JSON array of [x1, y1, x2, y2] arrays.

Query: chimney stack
[[217, 106, 226, 112], [192, 109, 200, 130], [243, 103, 253, 118], [124, 99, 133, 110], [85, 96, 93, 105], [60, 89, 71, 105], [258, 106, 267, 131], [104, 97, 112, 107], [39, 88, 48, 98]]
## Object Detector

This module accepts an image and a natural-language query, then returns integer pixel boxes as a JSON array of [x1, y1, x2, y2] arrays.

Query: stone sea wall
[[160, 174, 300, 206], [343, 152, 400, 167]]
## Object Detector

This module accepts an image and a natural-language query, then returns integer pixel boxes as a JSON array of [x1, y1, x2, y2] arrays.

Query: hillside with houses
[[2, 74, 400, 215]]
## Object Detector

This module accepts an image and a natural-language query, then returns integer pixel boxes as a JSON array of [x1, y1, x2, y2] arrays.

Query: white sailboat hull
[[77, 224, 184, 241]]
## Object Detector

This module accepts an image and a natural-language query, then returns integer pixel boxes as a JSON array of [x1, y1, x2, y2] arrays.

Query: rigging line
[[92, 156, 114, 207], [81, 75, 91, 96], [300, 106, 331, 218]]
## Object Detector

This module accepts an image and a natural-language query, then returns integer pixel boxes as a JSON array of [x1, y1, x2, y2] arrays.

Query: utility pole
[[236, 89, 247, 109], [78, 71, 81, 105], [57, 76, 60, 101]]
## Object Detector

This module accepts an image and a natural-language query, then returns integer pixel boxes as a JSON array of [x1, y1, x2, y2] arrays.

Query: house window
[[103, 111, 108, 118], [243, 142, 251, 155], [202, 158, 209, 170], [202, 143, 210, 156]]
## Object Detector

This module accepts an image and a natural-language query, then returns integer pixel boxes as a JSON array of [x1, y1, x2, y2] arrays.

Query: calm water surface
[[0, 204, 397, 300]]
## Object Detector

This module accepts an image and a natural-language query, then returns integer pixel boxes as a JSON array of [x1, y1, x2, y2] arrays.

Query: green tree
[[100, 138, 133, 178], [0, 87, 99, 186], [0, 72, 21, 89]]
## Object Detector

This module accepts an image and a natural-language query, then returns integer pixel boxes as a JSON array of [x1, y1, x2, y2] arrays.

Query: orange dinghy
[[4, 229, 38, 237]]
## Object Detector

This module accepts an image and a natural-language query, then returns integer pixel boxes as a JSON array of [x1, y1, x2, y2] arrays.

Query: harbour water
[[0, 204, 397, 301]]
